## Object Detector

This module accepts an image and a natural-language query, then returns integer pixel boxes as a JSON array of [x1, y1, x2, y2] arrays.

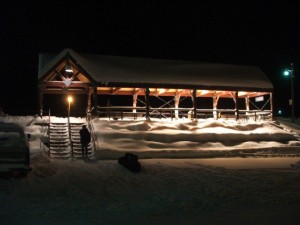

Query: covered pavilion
[[38, 48, 273, 120]]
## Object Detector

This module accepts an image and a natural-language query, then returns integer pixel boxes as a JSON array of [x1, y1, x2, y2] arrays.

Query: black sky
[[0, 1, 299, 115]]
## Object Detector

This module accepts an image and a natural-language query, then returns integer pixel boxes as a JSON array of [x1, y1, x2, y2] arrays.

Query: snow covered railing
[[97, 106, 146, 120], [86, 116, 97, 156], [95, 106, 272, 121], [239, 110, 272, 121], [67, 116, 74, 158], [97, 106, 192, 120]]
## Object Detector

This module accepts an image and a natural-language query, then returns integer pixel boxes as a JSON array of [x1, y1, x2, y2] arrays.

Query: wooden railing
[[86, 113, 98, 155], [94, 106, 272, 121]]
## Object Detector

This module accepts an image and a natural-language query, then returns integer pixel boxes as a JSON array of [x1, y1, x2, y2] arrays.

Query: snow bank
[[0, 115, 35, 127], [2, 116, 300, 160], [92, 118, 300, 159], [2, 116, 300, 225], [2, 156, 300, 225]]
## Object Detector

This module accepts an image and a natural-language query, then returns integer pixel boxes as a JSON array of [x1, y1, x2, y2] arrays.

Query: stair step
[[50, 133, 68, 136], [50, 132, 68, 134], [73, 147, 92, 150], [50, 138, 69, 141], [48, 120, 92, 159], [50, 154, 71, 158], [50, 128, 68, 131], [50, 146, 68, 149], [50, 134, 68, 137], [50, 127, 68, 130], [50, 138, 68, 141], [50, 148, 69, 151], [73, 152, 92, 155], [50, 144, 68, 147]]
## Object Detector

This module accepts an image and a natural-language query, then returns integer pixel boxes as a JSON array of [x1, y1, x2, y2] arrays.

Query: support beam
[[197, 90, 209, 96], [177, 89, 190, 96], [133, 92, 138, 113], [92, 85, 98, 115], [270, 92, 274, 120], [38, 85, 44, 117], [174, 91, 181, 119], [192, 89, 197, 119], [154, 88, 169, 96], [145, 88, 150, 119], [87, 87, 93, 114], [133, 88, 142, 95], [230, 92, 237, 103], [42, 81, 90, 89], [54, 69, 66, 81], [111, 87, 121, 95], [69, 71, 80, 81], [245, 95, 250, 120], [213, 92, 220, 120], [235, 91, 239, 120], [245, 95, 250, 112]]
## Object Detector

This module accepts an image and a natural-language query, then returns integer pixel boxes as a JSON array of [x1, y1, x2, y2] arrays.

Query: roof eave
[[97, 82, 273, 92]]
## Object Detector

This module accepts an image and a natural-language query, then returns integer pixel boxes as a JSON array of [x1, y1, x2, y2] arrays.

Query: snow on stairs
[[49, 120, 93, 159], [49, 123, 70, 158], [70, 123, 92, 159]]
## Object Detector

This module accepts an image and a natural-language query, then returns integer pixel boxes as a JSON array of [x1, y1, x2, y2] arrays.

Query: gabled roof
[[38, 48, 273, 92]]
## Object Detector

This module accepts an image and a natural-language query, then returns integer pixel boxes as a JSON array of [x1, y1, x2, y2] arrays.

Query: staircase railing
[[67, 116, 74, 159], [48, 109, 51, 157], [87, 110, 97, 158]]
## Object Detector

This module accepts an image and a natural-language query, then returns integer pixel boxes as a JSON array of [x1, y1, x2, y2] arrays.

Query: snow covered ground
[[1, 115, 300, 224], [91, 117, 300, 159]]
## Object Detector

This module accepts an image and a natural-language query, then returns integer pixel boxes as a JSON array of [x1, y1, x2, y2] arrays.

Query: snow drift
[[92, 118, 300, 159]]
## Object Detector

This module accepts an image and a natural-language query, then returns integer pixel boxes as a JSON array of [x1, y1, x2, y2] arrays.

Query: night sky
[[1, 1, 299, 116]]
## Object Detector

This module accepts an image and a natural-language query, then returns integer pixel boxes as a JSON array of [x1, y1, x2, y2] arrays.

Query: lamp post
[[67, 95, 73, 117], [67, 95, 74, 159], [283, 63, 295, 122]]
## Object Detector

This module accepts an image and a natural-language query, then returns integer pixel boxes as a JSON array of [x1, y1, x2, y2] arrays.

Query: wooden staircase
[[49, 120, 93, 159], [49, 122, 70, 158], [70, 123, 93, 159]]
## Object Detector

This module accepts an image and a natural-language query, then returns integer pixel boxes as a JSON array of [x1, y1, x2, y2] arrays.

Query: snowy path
[[144, 157, 300, 169], [2, 116, 300, 224], [1, 155, 300, 225]]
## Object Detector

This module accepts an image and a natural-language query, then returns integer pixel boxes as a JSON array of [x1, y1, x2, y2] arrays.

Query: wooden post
[[87, 87, 92, 114], [145, 88, 150, 120], [93, 85, 98, 115], [174, 92, 180, 119], [38, 85, 44, 117], [245, 95, 250, 111], [291, 63, 295, 122], [235, 91, 239, 120], [192, 89, 197, 119], [133, 92, 138, 113], [270, 92, 273, 120], [245, 95, 250, 120], [213, 92, 219, 120]]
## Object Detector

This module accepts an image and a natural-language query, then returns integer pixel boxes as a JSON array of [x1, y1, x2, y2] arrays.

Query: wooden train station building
[[38, 48, 273, 120]]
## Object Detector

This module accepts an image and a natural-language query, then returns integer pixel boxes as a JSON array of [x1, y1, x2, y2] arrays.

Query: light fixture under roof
[[63, 78, 72, 87], [65, 62, 73, 73]]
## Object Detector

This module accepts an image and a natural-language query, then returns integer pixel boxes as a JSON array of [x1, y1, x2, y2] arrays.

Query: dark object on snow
[[118, 153, 141, 173], [80, 125, 91, 159], [0, 122, 31, 177]]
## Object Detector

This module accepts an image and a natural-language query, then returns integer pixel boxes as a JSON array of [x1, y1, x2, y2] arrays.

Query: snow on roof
[[38, 48, 273, 91]]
